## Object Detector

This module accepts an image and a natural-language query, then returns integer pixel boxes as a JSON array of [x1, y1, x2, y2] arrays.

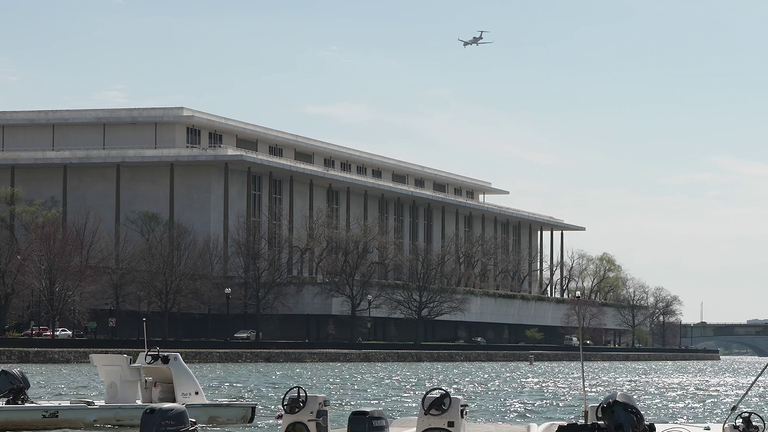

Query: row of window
[[250, 172, 520, 251], [186, 127, 223, 148], [192, 128, 479, 201]]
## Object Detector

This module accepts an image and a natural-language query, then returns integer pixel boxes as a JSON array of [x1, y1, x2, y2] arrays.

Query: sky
[[2, 1, 767, 323]]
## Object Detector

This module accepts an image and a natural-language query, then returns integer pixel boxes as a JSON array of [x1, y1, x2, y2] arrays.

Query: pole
[[576, 291, 587, 422], [225, 291, 231, 341], [367, 295, 372, 341]]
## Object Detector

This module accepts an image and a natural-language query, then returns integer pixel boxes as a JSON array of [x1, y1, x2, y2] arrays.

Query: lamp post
[[367, 295, 373, 341], [575, 291, 587, 422], [224, 288, 231, 341]]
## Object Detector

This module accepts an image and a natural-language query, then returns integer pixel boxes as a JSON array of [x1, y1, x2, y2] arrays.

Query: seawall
[[0, 348, 720, 364]]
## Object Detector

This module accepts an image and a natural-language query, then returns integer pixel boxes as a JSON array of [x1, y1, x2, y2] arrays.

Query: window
[[324, 157, 335, 169], [454, 187, 463, 197], [251, 175, 262, 229], [423, 207, 433, 246], [394, 201, 404, 242], [327, 187, 340, 227], [186, 127, 201, 147], [340, 161, 352, 173], [463, 215, 473, 235], [295, 151, 313, 164], [512, 222, 520, 253], [414, 179, 425, 189], [409, 203, 419, 245], [356, 165, 367, 176], [270, 178, 283, 248], [208, 132, 222, 147], [392, 173, 407, 184], [372, 169, 382, 179], [269, 145, 284, 158], [466, 190, 474, 200], [433, 182, 446, 193]]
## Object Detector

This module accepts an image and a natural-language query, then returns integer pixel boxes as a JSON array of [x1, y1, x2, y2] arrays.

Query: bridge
[[683, 323, 768, 356]]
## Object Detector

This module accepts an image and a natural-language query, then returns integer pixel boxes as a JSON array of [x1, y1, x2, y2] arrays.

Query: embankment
[[0, 348, 719, 363]]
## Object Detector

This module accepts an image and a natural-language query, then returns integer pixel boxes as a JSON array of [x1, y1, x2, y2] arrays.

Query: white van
[[564, 335, 579, 346]]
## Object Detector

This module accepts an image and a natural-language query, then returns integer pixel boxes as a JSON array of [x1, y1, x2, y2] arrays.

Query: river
[[3, 357, 765, 431]]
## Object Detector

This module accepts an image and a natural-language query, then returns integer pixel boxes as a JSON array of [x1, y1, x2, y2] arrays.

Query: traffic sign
[[108, 318, 116, 327]]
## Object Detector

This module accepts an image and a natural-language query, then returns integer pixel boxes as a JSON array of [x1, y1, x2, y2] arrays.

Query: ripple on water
[[5, 357, 768, 431]]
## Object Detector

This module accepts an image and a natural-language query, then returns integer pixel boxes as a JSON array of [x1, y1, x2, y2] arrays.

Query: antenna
[[576, 291, 587, 422], [722, 361, 768, 428], [142, 317, 148, 352]]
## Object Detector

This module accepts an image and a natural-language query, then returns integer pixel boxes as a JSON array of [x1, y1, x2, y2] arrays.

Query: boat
[[0, 346, 256, 431], [278, 385, 764, 432]]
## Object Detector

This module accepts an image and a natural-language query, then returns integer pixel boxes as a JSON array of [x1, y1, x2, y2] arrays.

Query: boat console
[[416, 387, 468, 432], [280, 386, 331, 432]]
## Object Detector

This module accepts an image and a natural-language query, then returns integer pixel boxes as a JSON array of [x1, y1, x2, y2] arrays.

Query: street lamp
[[224, 288, 232, 341], [367, 295, 373, 341], [575, 291, 587, 422]]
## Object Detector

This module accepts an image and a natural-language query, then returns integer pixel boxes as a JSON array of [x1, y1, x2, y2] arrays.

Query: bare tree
[[561, 296, 606, 342], [382, 241, 468, 344], [128, 211, 201, 340], [615, 276, 650, 346], [101, 226, 138, 329], [316, 217, 381, 343], [648, 286, 683, 347], [0, 188, 25, 335], [229, 216, 291, 340], [24, 208, 102, 338], [195, 234, 225, 339]]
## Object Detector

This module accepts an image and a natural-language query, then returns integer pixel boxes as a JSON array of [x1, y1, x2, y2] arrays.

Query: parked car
[[583, 339, 593, 346], [54, 328, 73, 339], [233, 329, 259, 341], [41, 329, 52, 338], [72, 329, 86, 339], [22, 326, 50, 337], [564, 335, 579, 346], [471, 336, 487, 345]]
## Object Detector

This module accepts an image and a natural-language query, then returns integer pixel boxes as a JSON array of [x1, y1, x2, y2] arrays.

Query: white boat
[[280, 386, 761, 432], [0, 347, 257, 431]]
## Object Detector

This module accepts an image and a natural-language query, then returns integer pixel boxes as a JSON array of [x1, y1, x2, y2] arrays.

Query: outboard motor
[[0, 369, 31, 405], [280, 386, 330, 432], [140, 403, 197, 432], [416, 388, 468, 432], [599, 393, 652, 432], [348, 409, 389, 432]]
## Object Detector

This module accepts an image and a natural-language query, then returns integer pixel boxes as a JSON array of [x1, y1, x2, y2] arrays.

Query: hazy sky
[[2, 1, 767, 323]]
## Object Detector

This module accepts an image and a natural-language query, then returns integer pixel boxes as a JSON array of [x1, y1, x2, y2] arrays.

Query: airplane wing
[[458, 39, 469, 43], [477, 41, 493, 44]]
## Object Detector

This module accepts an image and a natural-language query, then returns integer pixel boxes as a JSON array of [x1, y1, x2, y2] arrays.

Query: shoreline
[[0, 348, 720, 363]]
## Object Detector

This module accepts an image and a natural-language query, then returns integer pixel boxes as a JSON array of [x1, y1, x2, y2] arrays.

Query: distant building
[[0, 107, 588, 340]]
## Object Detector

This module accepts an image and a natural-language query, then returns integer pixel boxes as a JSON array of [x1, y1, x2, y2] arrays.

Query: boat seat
[[89, 354, 143, 404]]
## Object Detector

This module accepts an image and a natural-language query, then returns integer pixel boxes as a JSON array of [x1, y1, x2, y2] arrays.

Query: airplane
[[458, 30, 493, 48]]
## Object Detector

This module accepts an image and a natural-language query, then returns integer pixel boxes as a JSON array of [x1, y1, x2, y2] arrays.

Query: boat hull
[[0, 401, 257, 431]]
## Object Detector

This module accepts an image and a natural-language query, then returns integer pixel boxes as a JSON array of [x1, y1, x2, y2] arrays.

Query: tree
[[24, 208, 102, 338], [316, 218, 382, 343], [195, 234, 225, 339], [381, 240, 468, 344], [128, 211, 201, 340], [525, 327, 545, 343], [577, 252, 623, 301], [101, 225, 138, 333], [229, 217, 291, 340], [0, 188, 25, 335], [648, 286, 683, 347], [561, 296, 606, 342], [615, 276, 650, 346]]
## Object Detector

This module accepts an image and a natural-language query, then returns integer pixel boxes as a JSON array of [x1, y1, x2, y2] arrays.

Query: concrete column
[[539, 226, 543, 295], [288, 175, 294, 276], [549, 228, 554, 297], [560, 230, 564, 297], [223, 163, 229, 274], [62, 165, 67, 224], [169, 163, 175, 227], [115, 164, 121, 248]]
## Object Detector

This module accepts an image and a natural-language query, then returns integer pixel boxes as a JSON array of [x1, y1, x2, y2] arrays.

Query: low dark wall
[[0, 346, 719, 363]]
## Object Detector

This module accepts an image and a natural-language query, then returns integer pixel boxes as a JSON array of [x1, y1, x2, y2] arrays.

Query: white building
[[0, 107, 584, 294]]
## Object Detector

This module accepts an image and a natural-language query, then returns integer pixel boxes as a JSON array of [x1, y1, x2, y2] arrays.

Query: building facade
[[0, 108, 587, 338]]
